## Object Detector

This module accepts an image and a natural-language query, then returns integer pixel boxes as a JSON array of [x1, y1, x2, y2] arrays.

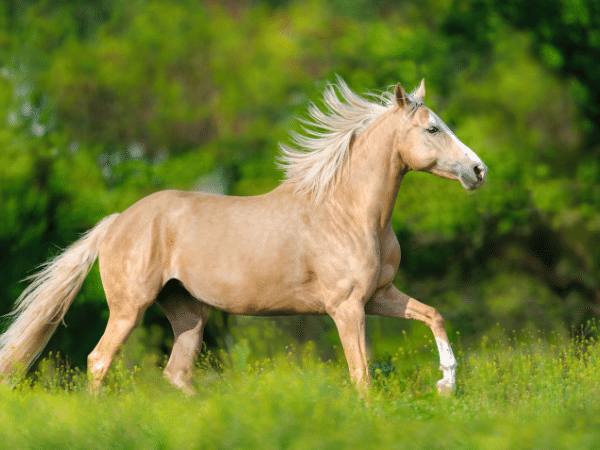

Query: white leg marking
[[435, 337, 457, 392]]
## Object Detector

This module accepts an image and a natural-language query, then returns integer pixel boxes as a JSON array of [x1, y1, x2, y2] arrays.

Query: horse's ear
[[395, 82, 408, 107], [414, 78, 425, 102]]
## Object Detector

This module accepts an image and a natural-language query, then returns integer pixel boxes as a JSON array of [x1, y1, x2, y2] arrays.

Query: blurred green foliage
[[1, 0, 599, 368]]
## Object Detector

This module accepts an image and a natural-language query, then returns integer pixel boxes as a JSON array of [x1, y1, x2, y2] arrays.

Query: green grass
[[3, 329, 600, 449]]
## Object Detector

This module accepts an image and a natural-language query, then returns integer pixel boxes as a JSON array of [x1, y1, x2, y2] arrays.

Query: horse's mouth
[[460, 173, 486, 190]]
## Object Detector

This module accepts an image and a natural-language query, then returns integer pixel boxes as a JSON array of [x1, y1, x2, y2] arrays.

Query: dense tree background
[[1, 0, 598, 368]]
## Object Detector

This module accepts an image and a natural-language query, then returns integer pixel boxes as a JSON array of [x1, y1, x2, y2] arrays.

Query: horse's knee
[[430, 308, 446, 333]]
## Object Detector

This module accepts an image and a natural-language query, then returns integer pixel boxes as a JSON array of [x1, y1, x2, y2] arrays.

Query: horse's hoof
[[436, 379, 455, 396], [181, 385, 196, 396]]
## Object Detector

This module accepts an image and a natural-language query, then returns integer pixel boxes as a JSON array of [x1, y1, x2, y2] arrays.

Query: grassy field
[[3, 327, 600, 450]]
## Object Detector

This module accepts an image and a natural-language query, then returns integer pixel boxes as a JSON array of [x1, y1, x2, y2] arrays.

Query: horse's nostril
[[473, 164, 485, 181]]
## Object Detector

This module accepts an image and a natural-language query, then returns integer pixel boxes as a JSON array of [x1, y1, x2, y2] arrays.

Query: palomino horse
[[0, 78, 486, 394]]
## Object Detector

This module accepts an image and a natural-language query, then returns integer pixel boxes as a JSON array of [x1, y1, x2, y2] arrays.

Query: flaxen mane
[[277, 76, 420, 203]]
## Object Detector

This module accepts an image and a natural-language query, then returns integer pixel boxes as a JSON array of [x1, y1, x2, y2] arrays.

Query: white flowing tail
[[0, 213, 120, 379]]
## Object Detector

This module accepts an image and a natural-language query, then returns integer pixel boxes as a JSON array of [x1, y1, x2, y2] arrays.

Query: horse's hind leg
[[88, 279, 159, 392], [155, 280, 211, 395]]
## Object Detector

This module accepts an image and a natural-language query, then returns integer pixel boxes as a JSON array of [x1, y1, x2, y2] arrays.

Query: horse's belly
[[216, 297, 327, 316], [186, 278, 327, 316], [175, 255, 326, 316]]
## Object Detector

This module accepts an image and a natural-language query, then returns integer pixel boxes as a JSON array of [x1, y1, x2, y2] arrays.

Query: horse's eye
[[427, 126, 439, 134]]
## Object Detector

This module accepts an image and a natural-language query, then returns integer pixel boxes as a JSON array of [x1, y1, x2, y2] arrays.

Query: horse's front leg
[[365, 284, 457, 394], [328, 295, 370, 393]]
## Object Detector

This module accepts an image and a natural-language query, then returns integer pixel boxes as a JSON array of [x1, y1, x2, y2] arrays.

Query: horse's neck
[[332, 110, 406, 233]]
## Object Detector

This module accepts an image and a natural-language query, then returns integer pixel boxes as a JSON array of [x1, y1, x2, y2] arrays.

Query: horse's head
[[393, 80, 487, 190]]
